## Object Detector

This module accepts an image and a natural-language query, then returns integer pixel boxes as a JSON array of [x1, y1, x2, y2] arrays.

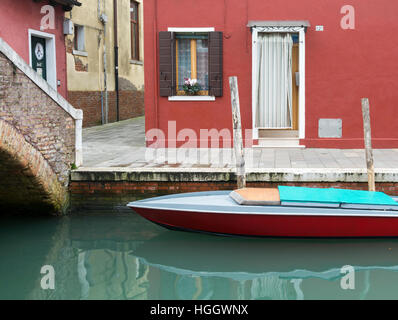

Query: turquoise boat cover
[[278, 186, 398, 206]]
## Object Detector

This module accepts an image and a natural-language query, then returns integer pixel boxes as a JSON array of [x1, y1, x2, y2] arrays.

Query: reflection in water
[[133, 232, 398, 300], [1, 210, 398, 300]]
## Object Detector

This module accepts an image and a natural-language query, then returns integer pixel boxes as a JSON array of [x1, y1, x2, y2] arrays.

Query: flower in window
[[182, 78, 201, 95]]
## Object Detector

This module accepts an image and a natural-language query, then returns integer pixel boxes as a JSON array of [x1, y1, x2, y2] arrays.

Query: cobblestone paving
[[83, 117, 398, 169]]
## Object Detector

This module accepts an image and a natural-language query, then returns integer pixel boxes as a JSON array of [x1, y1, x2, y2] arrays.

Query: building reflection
[[14, 213, 398, 300], [70, 217, 398, 300]]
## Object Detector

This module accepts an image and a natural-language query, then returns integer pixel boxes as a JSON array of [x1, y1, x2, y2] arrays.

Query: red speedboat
[[127, 186, 398, 238]]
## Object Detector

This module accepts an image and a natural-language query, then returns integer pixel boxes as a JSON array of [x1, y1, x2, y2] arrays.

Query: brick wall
[[0, 51, 79, 214], [68, 90, 144, 127], [0, 120, 69, 214], [69, 181, 398, 196], [0, 52, 75, 187]]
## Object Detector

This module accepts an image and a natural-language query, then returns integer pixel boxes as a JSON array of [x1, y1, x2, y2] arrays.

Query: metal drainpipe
[[99, 33, 104, 124], [154, 0, 159, 130], [103, 20, 108, 124], [97, 0, 104, 124], [113, 0, 120, 122], [99, 0, 108, 124]]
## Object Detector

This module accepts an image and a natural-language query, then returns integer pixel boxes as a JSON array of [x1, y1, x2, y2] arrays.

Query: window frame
[[251, 25, 306, 140], [73, 24, 85, 52], [167, 27, 215, 100], [130, 1, 140, 61], [175, 36, 209, 96], [28, 29, 57, 90]]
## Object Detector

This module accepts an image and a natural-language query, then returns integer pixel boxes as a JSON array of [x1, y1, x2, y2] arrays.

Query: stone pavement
[[82, 117, 398, 170]]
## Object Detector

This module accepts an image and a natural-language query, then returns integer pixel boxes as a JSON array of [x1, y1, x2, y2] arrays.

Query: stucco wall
[[66, 0, 144, 91], [0, 0, 68, 98], [65, 0, 145, 126], [144, 0, 398, 148]]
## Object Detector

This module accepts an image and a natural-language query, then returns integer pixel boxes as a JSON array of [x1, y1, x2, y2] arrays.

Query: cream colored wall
[[83, 250, 149, 299], [66, 0, 144, 92], [117, 0, 144, 90]]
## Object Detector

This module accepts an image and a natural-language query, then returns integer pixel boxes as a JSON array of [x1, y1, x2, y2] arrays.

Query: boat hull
[[128, 191, 398, 238], [132, 207, 398, 238]]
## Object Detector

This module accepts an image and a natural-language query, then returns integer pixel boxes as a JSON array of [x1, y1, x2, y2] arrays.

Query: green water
[[1, 203, 398, 300]]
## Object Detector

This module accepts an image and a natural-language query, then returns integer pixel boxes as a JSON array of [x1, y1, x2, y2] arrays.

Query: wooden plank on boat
[[230, 188, 281, 206]]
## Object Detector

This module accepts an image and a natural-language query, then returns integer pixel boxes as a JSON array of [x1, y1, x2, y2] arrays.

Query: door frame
[[28, 29, 57, 90], [251, 25, 306, 140]]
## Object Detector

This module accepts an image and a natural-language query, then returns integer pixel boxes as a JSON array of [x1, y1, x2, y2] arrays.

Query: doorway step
[[255, 130, 304, 148]]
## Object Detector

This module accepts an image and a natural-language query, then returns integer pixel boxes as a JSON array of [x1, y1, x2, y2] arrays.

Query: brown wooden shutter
[[159, 31, 175, 96], [208, 31, 223, 97]]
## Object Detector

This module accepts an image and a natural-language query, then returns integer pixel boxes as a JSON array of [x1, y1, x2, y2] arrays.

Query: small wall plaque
[[319, 119, 342, 138]]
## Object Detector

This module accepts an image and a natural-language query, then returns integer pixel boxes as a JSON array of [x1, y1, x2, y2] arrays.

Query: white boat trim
[[129, 203, 398, 218]]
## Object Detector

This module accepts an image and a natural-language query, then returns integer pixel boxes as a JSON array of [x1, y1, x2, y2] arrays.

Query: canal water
[[1, 195, 398, 300]]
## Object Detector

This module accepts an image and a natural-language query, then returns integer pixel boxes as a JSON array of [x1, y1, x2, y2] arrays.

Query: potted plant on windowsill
[[183, 78, 201, 96]]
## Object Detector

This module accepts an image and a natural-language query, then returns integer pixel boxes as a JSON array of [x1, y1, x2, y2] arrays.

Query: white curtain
[[256, 33, 293, 128]]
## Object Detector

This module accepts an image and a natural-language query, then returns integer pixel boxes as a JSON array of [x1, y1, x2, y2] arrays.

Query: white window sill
[[168, 96, 215, 101], [130, 59, 143, 65], [73, 50, 88, 57]]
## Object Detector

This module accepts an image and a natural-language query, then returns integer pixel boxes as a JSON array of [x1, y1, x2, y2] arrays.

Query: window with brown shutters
[[158, 31, 223, 97], [159, 31, 175, 96], [208, 31, 223, 97]]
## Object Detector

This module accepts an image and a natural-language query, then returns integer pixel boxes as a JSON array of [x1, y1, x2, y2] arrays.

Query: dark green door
[[31, 36, 47, 81]]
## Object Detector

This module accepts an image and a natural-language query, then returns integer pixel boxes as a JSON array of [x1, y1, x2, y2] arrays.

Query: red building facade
[[0, 0, 81, 99], [144, 0, 398, 149]]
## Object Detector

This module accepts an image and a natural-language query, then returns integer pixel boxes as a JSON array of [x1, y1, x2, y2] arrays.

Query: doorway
[[251, 24, 307, 147], [28, 29, 57, 89], [31, 36, 47, 81], [255, 33, 299, 142]]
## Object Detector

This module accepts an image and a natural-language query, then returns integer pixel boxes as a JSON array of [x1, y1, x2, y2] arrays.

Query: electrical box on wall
[[318, 119, 342, 138], [63, 19, 74, 35]]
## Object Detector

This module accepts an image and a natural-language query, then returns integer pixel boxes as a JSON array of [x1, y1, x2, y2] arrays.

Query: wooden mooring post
[[229, 76, 246, 189], [361, 98, 376, 192]]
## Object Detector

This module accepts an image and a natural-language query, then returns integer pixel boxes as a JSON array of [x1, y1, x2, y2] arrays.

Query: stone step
[[258, 130, 299, 138], [256, 138, 304, 148]]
